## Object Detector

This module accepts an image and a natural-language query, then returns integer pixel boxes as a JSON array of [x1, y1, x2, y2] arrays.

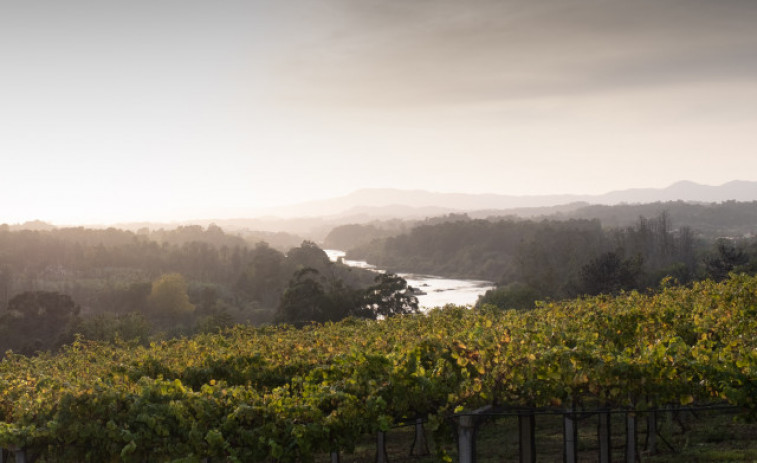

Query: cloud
[[270, 0, 757, 108]]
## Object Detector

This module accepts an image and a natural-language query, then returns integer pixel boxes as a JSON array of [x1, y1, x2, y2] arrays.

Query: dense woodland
[[548, 200, 757, 237], [346, 210, 757, 308], [0, 225, 397, 354]]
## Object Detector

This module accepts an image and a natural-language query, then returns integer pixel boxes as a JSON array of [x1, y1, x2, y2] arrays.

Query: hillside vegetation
[[0, 226, 378, 354], [1, 275, 755, 462], [347, 211, 757, 306]]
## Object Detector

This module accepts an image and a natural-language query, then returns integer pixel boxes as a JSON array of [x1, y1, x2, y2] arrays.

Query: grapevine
[[1, 275, 755, 461]]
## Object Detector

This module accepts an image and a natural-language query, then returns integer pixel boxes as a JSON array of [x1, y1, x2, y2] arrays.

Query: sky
[[2, 0, 757, 225]]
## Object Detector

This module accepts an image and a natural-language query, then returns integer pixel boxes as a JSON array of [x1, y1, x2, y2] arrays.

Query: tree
[[275, 270, 418, 325], [236, 243, 287, 308], [286, 241, 332, 271], [359, 273, 419, 319], [194, 307, 235, 334], [579, 251, 642, 296], [476, 283, 539, 311], [705, 239, 749, 281], [146, 273, 195, 321], [114, 282, 151, 314], [0, 291, 80, 354], [0, 264, 11, 310], [275, 268, 330, 325], [73, 312, 151, 345]]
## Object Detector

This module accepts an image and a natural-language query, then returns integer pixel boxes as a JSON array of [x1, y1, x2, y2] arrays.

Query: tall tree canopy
[[147, 273, 195, 320], [275, 270, 418, 325], [0, 291, 80, 354]]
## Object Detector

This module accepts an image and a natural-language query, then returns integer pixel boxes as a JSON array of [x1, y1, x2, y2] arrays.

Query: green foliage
[[149, 223, 247, 248], [147, 273, 195, 320], [276, 270, 419, 325], [565, 200, 757, 238], [349, 212, 734, 302], [705, 238, 750, 281], [348, 218, 608, 282], [323, 223, 402, 250], [286, 240, 332, 271], [0, 291, 80, 354], [72, 312, 151, 345], [359, 273, 420, 318], [237, 241, 378, 318], [0, 227, 383, 349], [1, 275, 755, 461], [235, 242, 288, 308], [275, 268, 333, 325], [194, 308, 235, 334], [578, 251, 642, 295], [476, 282, 539, 310]]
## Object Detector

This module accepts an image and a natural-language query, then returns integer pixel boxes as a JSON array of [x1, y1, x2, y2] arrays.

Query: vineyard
[[1, 275, 756, 462]]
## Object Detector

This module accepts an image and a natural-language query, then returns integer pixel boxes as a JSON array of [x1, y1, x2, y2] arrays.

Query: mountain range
[[263, 180, 757, 219], [11, 181, 756, 239]]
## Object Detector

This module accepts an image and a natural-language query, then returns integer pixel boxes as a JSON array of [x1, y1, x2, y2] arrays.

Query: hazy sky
[[2, 0, 757, 224]]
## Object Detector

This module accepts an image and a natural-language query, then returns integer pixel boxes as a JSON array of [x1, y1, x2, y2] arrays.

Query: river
[[324, 250, 495, 310]]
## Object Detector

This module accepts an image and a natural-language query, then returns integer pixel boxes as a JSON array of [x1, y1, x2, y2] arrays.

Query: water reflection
[[325, 250, 494, 310]]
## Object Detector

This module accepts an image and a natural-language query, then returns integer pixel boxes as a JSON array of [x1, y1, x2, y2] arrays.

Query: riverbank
[[325, 249, 494, 310]]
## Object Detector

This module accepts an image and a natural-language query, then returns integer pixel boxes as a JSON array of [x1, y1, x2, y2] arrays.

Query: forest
[[346, 210, 757, 309], [325, 200, 757, 250], [0, 225, 416, 354]]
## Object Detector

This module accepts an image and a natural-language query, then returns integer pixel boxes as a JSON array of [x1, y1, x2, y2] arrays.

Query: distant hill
[[3, 220, 58, 231], [9, 181, 755, 241], [265, 181, 757, 218], [598, 180, 757, 204]]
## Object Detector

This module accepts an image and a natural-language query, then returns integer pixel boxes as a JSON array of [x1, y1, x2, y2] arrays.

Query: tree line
[[346, 212, 757, 309], [0, 226, 414, 354], [323, 201, 757, 251], [3, 203, 756, 353], [552, 200, 757, 238]]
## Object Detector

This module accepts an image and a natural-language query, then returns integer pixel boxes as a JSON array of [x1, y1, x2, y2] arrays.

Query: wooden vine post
[[456, 405, 491, 463], [647, 409, 657, 455], [5, 445, 26, 463], [597, 409, 612, 463], [375, 431, 389, 463], [518, 411, 536, 463], [563, 408, 578, 463], [626, 409, 638, 463], [410, 418, 430, 456], [457, 414, 476, 463]]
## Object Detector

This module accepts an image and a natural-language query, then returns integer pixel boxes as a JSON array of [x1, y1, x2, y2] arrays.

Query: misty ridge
[[1, 181, 756, 355]]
